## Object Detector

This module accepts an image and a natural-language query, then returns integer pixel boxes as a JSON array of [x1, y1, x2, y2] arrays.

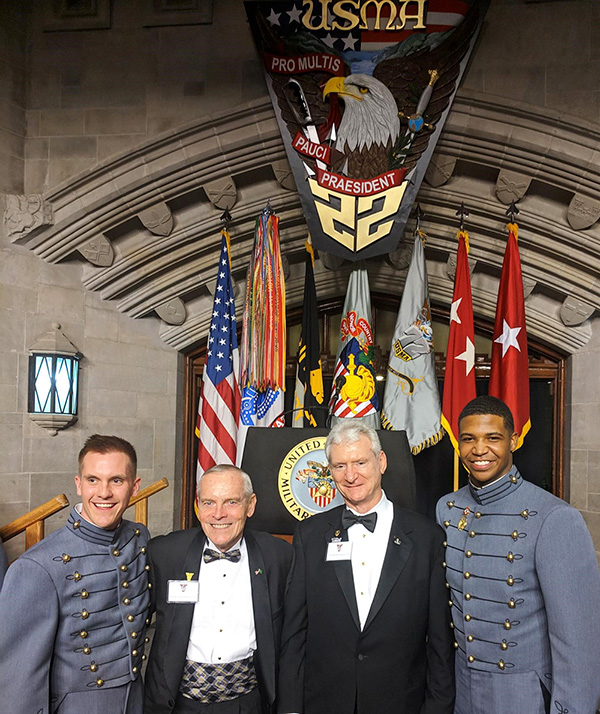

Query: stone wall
[[0, 203, 182, 561]]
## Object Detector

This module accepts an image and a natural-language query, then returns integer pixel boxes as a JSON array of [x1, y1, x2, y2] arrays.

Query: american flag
[[196, 231, 240, 479]]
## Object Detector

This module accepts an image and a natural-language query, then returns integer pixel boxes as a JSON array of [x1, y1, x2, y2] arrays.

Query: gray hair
[[325, 420, 382, 461], [197, 464, 254, 500]]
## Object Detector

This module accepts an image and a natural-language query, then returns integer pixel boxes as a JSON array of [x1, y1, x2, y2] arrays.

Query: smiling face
[[328, 434, 387, 514], [197, 469, 256, 553], [458, 413, 518, 487], [75, 450, 140, 531]]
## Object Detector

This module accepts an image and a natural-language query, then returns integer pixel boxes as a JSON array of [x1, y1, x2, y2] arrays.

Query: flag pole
[[453, 450, 459, 492]]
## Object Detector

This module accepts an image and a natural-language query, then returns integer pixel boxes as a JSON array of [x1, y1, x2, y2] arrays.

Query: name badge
[[326, 540, 352, 561], [167, 579, 200, 603]]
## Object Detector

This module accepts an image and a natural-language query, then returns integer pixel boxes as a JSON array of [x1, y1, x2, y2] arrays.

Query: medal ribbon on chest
[[457, 506, 471, 531]]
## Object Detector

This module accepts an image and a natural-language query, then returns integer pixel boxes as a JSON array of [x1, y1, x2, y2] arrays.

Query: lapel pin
[[334, 530, 341, 537], [393, 537, 402, 546], [255, 568, 263, 576], [185, 572, 194, 581]]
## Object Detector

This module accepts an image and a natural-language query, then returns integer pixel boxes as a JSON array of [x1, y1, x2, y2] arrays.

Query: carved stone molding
[[424, 156, 456, 188], [156, 298, 187, 326], [445, 252, 476, 282], [567, 194, 600, 230], [272, 159, 296, 191], [495, 170, 531, 205], [78, 235, 114, 267], [138, 202, 174, 236], [560, 296, 595, 326], [204, 177, 237, 210], [4, 194, 53, 243]]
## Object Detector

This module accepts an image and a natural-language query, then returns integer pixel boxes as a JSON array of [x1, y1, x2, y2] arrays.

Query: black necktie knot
[[341, 510, 377, 533], [203, 547, 241, 563]]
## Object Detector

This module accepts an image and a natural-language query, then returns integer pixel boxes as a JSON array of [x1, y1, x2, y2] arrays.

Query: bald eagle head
[[323, 73, 400, 154]]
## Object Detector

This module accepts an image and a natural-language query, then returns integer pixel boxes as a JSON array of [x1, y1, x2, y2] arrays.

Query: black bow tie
[[203, 548, 241, 563], [341, 510, 378, 533]]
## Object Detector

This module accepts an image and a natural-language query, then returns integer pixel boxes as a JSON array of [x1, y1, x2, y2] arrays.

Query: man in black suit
[[278, 421, 454, 714], [144, 464, 293, 714]]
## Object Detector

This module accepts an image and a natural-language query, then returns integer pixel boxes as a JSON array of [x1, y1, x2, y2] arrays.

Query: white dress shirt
[[346, 491, 393, 629], [186, 537, 257, 664]]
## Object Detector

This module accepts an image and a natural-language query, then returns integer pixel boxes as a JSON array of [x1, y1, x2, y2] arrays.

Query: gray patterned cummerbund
[[179, 656, 258, 703]]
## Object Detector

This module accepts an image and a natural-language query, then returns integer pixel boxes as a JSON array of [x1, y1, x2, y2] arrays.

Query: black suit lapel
[[246, 532, 275, 702], [164, 530, 206, 695], [363, 506, 414, 630], [325, 515, 361, 631]]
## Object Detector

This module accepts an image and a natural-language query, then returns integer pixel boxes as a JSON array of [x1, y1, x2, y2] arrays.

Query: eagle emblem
[[245, 0, 489, 259]]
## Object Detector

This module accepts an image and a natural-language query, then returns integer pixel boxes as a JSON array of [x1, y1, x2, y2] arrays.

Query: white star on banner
[[288, 4, 302, 23], [342, 35, 357, 50], [450, 297, 462, 324], [267, 9, 281, 25], [456, 336, 475, 376], [494, 319, 521, 357], [322, 32, 336, 48]]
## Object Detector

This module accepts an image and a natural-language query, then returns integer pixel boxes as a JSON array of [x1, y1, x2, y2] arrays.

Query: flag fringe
[[380, 415, 446, 456], [410, 426, 446, 455]]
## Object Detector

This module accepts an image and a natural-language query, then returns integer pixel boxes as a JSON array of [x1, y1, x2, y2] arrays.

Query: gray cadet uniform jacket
[[0, 506, 150, 714], [436, 467, 600, 714]]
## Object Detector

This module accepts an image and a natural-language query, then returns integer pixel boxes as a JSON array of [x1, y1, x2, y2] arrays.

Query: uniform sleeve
[[0, 556, 60, 714], [277, 525, 307, 714], [421, 531, 456, 714], [535, 506, 600, 714], [0, 542, 8, 591]]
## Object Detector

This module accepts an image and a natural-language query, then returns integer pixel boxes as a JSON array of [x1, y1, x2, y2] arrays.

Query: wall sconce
[[28, 322, 82, 436]]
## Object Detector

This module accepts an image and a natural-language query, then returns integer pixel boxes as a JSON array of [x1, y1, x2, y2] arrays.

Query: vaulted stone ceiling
[[6, 89, 600, 354]]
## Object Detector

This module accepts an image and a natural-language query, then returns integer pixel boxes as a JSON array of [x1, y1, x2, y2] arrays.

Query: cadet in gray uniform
[[437, 396, 600, 714], [0, 434, 150, 714]]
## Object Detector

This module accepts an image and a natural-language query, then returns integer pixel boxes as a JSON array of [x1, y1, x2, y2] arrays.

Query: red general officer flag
[[441, 229, 477, 451], [489, 222, 531, 448]]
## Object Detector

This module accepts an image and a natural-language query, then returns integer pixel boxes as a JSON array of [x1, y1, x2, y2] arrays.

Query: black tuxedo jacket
[[144, 528, 293, 714], [278, 504, 454, 714]]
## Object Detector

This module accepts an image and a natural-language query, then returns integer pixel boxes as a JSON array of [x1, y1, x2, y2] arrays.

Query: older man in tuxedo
[[144, 464, 293, 714], [278, 420, 455, 714]]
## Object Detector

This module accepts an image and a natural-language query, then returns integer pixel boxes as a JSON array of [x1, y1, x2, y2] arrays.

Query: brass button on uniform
[[112, 549, 120, 557], [447, 501, 454, 508], [131, 632, 138, 639], [500, 641, 508, 651], [468, 655, 475, 663], [141, 546, 147, 554], [464, 572, 471, 579], [443, 541, 447, 547], [468, 530, 476, 538], [504, 620, 512, 630], [80, 630, 88, 639], [145, 565, 150, 571], [135, 529, 141, 536], [120, 565, 128, 572], [520, 510, 529, 519], [511, 530, 519, 541], [123, 598, 131, 605], [144, 637, 150, 644], [141, 654, 147, 661], [73, 521, 81, 529], [90, 663, 98, 673], [81, 610, 89, 620], [506, 576, 514, 586], [121, 581, 129, 589], [508, 599, 516, 609], [442, 561, 446, 568], [81, 590, 89, 599], [127, 615, 134, 622], [443, 521, 450, 528], [132, 666, 138, 674], [498, 660, 506, 670], [465, 551, 472, 558], [83, 646, 91, 655], [465, 593, 471, 601], [96, 678, 104, 687], [62, 554, 71, 563], [73, 572, 82, 582], [507, 552, 514, 563], [467, 635, 474, 642], [464, 614, 471, 622], [475, 512, 482, 519], [454, 641, 458, 649], [132, 649, 138, 656]]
